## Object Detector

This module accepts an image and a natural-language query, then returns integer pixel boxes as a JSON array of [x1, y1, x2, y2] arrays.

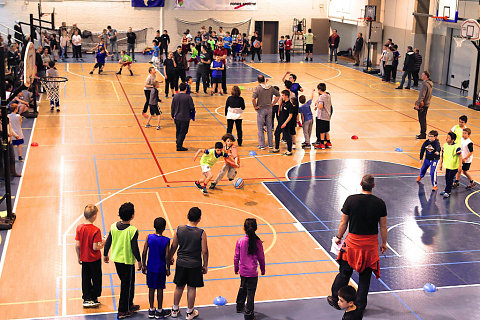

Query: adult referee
[[304, 29, 314, 61], [328, 174, 388, 315]]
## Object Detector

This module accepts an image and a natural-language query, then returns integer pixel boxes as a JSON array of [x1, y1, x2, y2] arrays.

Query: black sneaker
[[236, 305, 245, 313], [467, 181, 477, 189], [195, 181, 202, 190], [130, 70, 133, 76], [452, 181, 459, 189], [19, 156, 23, 161], [89, 71, 93, 74], [327, 296, 341, 310], [130, 304, 140, 312], [91, 299, 100, 307], [148, 308, 156, 318], [156, 309, 171, 319], [117, 310, 134, 319], [176, 147, 188, 151], [416, 135, 426, 140], [209, 183, 216, 190], [202, 187, 208, 195]]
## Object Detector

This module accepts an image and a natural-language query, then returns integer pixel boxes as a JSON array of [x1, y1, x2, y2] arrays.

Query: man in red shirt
[[214, 40, 228, 94], [75, 204, 105, 308]]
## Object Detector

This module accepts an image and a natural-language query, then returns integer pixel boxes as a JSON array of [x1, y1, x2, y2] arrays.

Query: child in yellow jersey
[[451, 115, 467, 145], [193, 141, 228, 195], [439, 131, 462, 198], [210, 133, 240, 190]]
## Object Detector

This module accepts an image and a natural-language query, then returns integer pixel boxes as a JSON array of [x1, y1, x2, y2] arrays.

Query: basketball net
[[39, 77, 67, 103]]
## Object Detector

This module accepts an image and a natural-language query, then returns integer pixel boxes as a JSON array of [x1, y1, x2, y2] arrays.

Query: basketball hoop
[[23, 42, 36, 88], [39, 76, 68, 104]]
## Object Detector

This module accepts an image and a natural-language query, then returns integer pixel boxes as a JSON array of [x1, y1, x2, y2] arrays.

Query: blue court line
[[382, 259, 480, 270], [109, 274, 117, 311], [377, 278, 423, 320], [199, 102, 227, 129], [256, 159, 329, 230], [401, 151, 420, 161]]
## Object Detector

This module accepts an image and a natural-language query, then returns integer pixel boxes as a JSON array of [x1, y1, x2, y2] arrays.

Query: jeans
[[61, 46, 67, 60], [251, 48, 261, 62], [175, 119, 190, 148], [110, 40, 119, 60], [143, 89, 151, 114], [236, 276, 258, 320], [302, 119, 313, 144], [214, 163, 237, 184], [256, 107, 273, 147], [331, 259, 372, 313], [82, 259, 102, 301], [274, 123, 292, 151], [127, 43, 135, 60], [420, 159, 438, 187], [418, 107, 428, 136], [279, 49, 285, 61], [227, 119, 243, 145], [444, 168, 458, 193], [399, 71, 412, 88], [329, 47, 337, 62], [115, 262, 135, 313], [285, 49, 291, 62]]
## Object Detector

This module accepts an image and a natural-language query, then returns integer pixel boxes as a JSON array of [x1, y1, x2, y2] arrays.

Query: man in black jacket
[[171, 83, 195, 151], [396, 46, 415, 89], [126, 27, 136, 62], [328, 29, 340, 63], [353, 33, 363, 66]]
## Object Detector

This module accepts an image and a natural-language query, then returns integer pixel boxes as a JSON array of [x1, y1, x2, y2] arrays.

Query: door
[[447, 28, 473, 89], [311, 18, 330, 54], [263, 21, 278, 54], [253, 21, 278, 54]]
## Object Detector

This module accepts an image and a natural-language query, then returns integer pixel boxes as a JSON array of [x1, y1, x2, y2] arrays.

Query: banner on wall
[[175, 0, 257, 11], [132, 0, 165, 7]]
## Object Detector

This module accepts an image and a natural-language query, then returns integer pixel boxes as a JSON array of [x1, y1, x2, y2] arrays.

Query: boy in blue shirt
[[299, 91, 314, 148], [223, 32, 232, 60], [89, 48, 111, 74], [279, 36, 285, 62], [151, 40, 160, 68], [210, 55, 224, 96], [282, 72, 303, 98], [417, 130, 441, 191], [142, 217, 171, 319]]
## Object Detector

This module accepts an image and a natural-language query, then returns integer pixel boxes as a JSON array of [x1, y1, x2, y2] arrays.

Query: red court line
[[116, 75, 170, 186]]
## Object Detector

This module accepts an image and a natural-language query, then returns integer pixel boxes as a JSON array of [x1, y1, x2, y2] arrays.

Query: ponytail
[[244, 218, 260, 255]]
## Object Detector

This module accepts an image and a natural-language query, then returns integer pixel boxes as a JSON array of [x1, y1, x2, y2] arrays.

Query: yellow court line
[[20, 190, 158, 199], [111, 81, 120, 101], [155, 192, 175, 238], [464, 189, 480, 219]]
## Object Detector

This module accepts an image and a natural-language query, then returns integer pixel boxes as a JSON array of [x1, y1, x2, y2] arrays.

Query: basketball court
[[1, 0, 480, 319]]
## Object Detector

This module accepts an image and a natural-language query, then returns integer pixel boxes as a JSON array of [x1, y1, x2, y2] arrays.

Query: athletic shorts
[[173, 265, 204, 288], [149, 104, 161, 116], [212, 77, 222, 84], [201, 164, 211, 173], [226, 48, 231, 56], [121, 61, 132, 67], [306, 44, 313, 53], [94, 62, 104, 69], [462, 162, 472, 171], [317, 119, 330, 133], [12, 139, 24, 146], [147, 271, 166, 289]]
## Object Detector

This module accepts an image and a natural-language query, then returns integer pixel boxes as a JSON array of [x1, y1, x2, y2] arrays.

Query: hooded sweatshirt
[[416, 79, 433, 108], [252, 83, 280, 109]]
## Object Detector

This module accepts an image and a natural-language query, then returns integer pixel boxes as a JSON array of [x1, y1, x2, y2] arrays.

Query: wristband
[[334, 235, 342, 241]]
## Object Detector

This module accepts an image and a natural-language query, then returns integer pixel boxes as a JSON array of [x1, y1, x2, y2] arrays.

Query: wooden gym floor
[[0, 55, 479, 319]]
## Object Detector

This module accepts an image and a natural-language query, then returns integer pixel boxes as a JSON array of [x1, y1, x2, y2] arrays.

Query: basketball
[[233, 177, 244, 189]]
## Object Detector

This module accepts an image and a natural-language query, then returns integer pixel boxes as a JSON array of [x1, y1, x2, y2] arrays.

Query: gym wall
[[0, 0, 329, 50]]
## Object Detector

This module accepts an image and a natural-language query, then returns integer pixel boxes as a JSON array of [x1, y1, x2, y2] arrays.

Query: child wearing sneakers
[[278, 36, 285, 62], [8, 104, 25, 161], [193, 142, 228, 195], [210, 133, 239, 190], [210, 55, 224, 96], [75, 204, 105, 308], [314, 83, 333, 149], [439, 131, 462, 198], [298, 91, 314, 148], [454, 128, 476, 189], [417, 130, 441, 191], [145, 81, 162, 130], [451, 115, 467, 144], [337, 286, 363, 320], [46, 61, 60, 112], [234, 218, 265, 320], [116, 50, 134, 76], [142, 217, 172, 319], [289, 96, 299, 150]]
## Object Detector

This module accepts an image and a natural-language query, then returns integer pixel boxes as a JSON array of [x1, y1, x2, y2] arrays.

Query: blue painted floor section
[[264, 159, 480, 294]]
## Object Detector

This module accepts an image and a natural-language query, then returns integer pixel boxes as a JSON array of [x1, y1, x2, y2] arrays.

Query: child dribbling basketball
[[210, 133, 239, 190], [117, 50, 133, 76], [193, 142, 228, 195]]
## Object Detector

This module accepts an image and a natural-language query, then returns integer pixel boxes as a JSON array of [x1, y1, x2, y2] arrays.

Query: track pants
[[420, 159, 438, 187]]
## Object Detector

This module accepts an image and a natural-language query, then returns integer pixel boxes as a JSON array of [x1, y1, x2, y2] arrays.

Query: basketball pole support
[[468, 41, 480, 109], [0, 47, 16, 230]]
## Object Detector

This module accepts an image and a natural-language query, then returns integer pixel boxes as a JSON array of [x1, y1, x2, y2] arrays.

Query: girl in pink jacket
[[234, 218, 266, 320]]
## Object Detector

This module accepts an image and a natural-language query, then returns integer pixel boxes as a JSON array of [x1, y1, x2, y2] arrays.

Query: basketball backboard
[[437, 0, 459, 22], [461, 19, 480, 41], [23, 42, 36, 88]]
